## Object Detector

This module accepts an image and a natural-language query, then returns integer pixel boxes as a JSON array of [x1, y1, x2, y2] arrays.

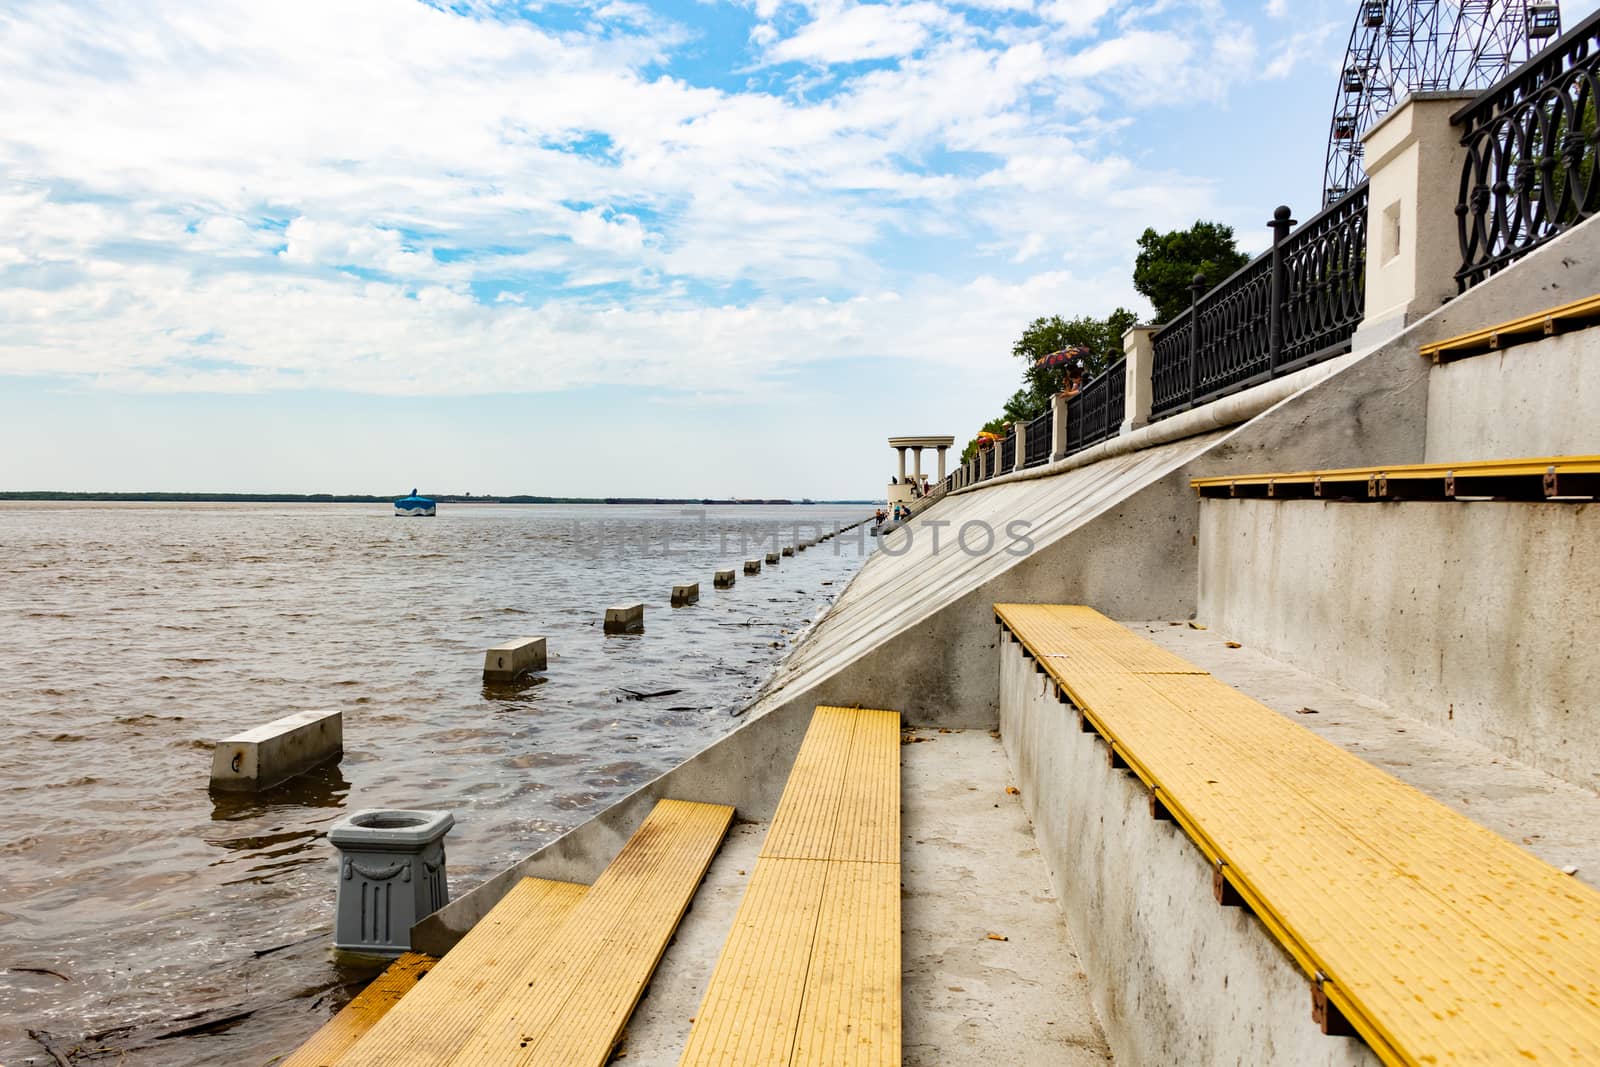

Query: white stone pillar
[[1121, 325, 1158, 434], [1050, 393, 1070, 462], [912, 447, 923, 481], [937, 446, 948, 481], [1354, 90, 1478, 349], [896, 447, 907, 482], [1011, 422, 1026, 473]]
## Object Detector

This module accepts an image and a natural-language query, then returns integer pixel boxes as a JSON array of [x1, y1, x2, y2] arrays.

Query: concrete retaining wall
[[998, 638, 1377, 1067], [1198, 498, 1600, 790], [1425, 330, 1600, 461]]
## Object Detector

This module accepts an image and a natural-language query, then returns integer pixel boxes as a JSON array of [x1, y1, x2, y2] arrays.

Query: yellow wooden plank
[[790, 861, 900, 1067], [1187, 454, 1600, 490], [996, 604, 1600, 1065], [282, 952, 436, 1067], [681, 704, 901, 1067], [1417, 292, 1600, 361], [761, 706, 858, 861], [446, 798, 733, 1067], [677, 859, 832, 1067], [829, 707, 901, 864], [331, 878, 587, 1066]]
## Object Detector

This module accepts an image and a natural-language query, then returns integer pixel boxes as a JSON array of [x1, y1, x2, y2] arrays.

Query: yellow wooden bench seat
[[444, 798, 733, 1067], [281, 952, 437, 1067], [324, 877, 586, 1066], [1417, 291, 1600, 363], [994, 604, 1600, 1066], [1188, 455, 1600, 501], [679, 705, 901, 1067]]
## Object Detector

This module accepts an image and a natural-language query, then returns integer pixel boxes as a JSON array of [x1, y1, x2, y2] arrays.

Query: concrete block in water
[[714, 569, 736, 588], [782, 545, 795, 557], [671, 582, 700, 606], [605, 603, 645, 634], [209, 709, 342, 792], [744, 559, 761, 575], [765, 551, 780, 564], [330, 809, 453, 957], [483, 636, 547, 682]]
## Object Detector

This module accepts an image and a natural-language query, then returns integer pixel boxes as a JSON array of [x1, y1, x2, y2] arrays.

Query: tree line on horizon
[[960, 220, 1250, 462]]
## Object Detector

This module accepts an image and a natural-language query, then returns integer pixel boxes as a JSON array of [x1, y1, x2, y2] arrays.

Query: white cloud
[[0, 0, 1289, 400]]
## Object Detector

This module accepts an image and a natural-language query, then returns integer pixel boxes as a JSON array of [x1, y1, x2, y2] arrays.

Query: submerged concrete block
[[782, 545, 795, 557], [604, 602, 645, 634], [765, 551, 781, 564], [744, 559, 761, 575], [483, 636, 547, 682], [330, 809, 453, 957], [714, 569, 736, 588], [672, 582, 700, 606], [209, 709, 342, 792]]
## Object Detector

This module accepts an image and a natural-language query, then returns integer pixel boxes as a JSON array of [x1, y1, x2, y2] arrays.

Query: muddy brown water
[[0, 502, 872, 1065]]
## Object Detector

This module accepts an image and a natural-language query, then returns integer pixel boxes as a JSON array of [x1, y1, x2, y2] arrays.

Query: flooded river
[[0, 502, 872, 1065]]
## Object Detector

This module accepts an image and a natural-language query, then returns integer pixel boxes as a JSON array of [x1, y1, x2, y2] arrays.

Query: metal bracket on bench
[[1311, 971, 1355, 1037], [1212, 860, 1250, 912], [1148, 789, 1175, 822], [1106, 743, 1129, 771]]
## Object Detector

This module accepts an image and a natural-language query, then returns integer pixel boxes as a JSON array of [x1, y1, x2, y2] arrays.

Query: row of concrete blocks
[[208, 538, 830, 792]]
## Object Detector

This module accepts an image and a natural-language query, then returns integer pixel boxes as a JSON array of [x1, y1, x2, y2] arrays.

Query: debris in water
[[5, 965, 70, 981], [617, 688, 682, 701]]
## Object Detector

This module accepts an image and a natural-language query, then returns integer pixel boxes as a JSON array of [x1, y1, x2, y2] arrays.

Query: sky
[[3, 0, 1595, 498]]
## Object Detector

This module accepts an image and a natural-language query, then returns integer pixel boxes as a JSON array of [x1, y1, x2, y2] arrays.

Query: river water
[[0, 502, 873, 1065]]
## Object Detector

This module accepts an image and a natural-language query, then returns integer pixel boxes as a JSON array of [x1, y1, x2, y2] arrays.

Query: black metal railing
[[1150, 185, 1367, 419], [1064, 358, 1126, 455], [1024, 410, 1052, 467], [999, 432, 1016, 473], [1454, 9, 1600, 290]]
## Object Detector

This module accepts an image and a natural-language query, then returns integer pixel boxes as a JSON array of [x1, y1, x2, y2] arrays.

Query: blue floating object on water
[[394, 488, 436, 516]]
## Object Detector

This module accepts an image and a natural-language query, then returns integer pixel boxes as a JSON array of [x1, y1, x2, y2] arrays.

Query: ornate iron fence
[[1454, 9, 1600, 290], [1024, 410, 1053, 467], [999, 432, 1016, 473], [1064, 358, 1126, 456], [1150, 185, 1368, 420]]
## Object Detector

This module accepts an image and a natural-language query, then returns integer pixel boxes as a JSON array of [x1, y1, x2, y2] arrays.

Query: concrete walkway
[[1136, 621, 1600, 889], [620, 728, 1111, 1064]]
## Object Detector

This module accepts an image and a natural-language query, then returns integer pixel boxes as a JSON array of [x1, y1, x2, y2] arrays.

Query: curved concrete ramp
[[750, 430, 1226, 730]]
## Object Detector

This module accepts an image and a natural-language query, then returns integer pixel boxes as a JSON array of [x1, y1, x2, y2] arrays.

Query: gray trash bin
[[329, 809, 453, 956]]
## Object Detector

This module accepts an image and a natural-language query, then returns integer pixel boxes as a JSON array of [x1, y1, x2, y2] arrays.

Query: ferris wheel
[[1323, 1, 1564, 204]]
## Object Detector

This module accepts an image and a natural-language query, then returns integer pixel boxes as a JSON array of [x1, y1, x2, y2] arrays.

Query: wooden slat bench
[[1187, 455, 1600, 501], [994, 603, 1600, 1066], [281, 952, 437, 1067], [679, 705, 901, 1067], [444, 798, 733, 1067], [322, 877, 586, 1066]]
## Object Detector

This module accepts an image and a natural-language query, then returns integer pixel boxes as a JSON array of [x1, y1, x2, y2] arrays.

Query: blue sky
[[3, 0, 1595, 498]]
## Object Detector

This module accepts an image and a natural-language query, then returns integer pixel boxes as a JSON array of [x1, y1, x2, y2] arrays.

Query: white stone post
[[1050, 392, 1070, 462], [1121, 325, 1158, 434], [1011, 421, 1026, 473], [937, 446, 948, 482], [1354, 90, 1478, 349], [896, 446, 907, 482], [912, 447, 923, 482]]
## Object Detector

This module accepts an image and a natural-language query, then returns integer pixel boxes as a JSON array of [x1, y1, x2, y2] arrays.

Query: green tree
[[1133, 221, 1250, 323], [1006, 309, 1138, 420]]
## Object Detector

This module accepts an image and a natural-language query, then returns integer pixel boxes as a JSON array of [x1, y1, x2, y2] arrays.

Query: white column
[[937, 446, 948, 481], [1050, 393, 1070, 462], [1354, 89, 1478, 348], [912, 447, 923, 481], [1011, 421, 1026, 473], [896, 447, 907, 481], [1121, 326, 1158, 434]]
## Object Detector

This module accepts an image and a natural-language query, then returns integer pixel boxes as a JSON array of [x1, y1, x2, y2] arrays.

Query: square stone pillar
[[937, 446, 948, 482], [1050, 393, 1070, 462], [1011, 422, 1026, 473], [1354, 90, 1478, 349], [1121, 325, 1158, 433]]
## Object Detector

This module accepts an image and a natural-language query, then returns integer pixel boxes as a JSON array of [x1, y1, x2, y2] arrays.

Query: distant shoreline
[[0, 492, 875, 505]]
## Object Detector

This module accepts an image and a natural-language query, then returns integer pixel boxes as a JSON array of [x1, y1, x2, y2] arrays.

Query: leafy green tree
[[1006, 309, 1138, 420], [1133, 221, 1250, 323]]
